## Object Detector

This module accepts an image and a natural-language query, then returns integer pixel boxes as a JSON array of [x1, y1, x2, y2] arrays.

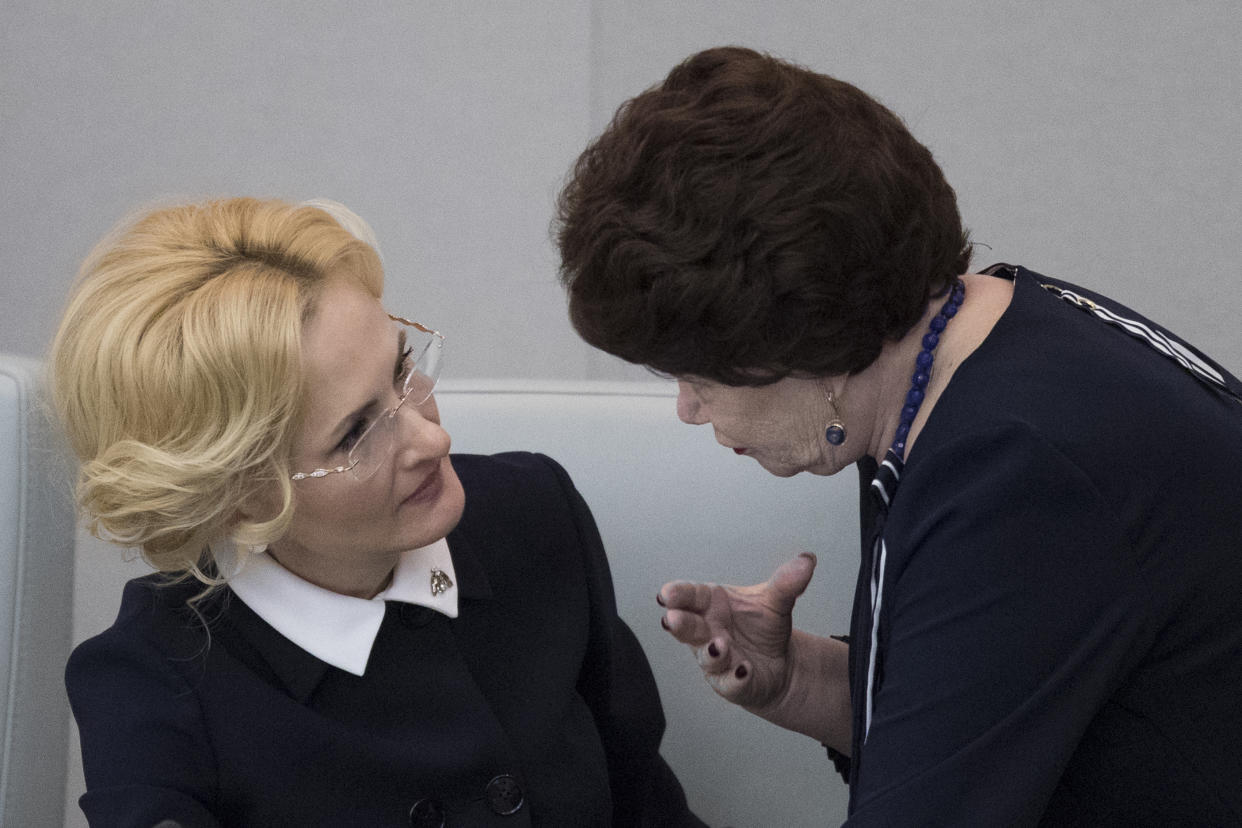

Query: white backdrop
[[3, 3, 1240, 827]]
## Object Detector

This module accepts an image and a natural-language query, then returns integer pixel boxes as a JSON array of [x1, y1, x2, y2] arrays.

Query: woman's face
[[274, 275, 465, 577], [676, 376, 853, 477]]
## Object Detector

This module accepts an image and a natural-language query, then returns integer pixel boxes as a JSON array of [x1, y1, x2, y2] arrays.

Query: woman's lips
[[733, 447, 747, 455], [403, 466, 443, 505]]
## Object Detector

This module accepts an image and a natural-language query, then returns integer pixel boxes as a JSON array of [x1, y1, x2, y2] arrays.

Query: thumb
[[765, 552, 817, 613]]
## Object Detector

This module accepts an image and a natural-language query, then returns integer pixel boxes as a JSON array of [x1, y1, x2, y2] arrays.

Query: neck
[[861, 309, 941, 462], [266, 543, 399, 599], [857, 273, 1013, 462]]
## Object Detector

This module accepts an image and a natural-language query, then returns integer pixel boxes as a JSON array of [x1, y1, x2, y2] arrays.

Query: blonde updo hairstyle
[[50, 197, 384, 584]]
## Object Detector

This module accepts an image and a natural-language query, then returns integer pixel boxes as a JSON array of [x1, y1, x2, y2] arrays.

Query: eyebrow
[[324, 327, 408, 447]]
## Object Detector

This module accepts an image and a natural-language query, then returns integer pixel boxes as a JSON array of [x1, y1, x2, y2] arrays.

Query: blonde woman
[[54, 198, 704, 828]]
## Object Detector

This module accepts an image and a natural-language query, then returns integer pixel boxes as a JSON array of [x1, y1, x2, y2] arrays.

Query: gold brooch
[[429, 567, 454, 597]]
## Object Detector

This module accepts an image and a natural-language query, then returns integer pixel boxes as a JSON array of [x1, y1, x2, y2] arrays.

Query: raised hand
[[657, 553, 817, 714]]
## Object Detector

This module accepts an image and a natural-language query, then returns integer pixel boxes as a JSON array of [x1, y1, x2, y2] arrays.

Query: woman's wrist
[[744, 630, 852, 751]]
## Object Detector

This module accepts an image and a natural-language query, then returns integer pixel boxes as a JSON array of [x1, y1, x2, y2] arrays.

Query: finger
[[694, 636, 733, 675], [765, 552, 817, 614], [660, 608, 713, 646], [705, 659, 752, 701], [659, 580, 716, 613]]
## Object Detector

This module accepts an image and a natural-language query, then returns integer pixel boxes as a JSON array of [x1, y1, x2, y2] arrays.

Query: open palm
[[658, 553, 816, 713]]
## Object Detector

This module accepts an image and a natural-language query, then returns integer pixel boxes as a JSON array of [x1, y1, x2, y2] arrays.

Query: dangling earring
[[824, 391, 847, 446]]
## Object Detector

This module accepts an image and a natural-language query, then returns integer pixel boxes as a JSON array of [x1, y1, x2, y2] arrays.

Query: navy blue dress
[[68, 452, 704, 828], [842, 266, 1242, 825]]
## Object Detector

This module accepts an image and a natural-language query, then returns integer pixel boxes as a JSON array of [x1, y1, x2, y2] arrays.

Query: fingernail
[[660, 616, 670, 631], [799, 552, 817, 564], [707, 642, 719, 658], [656, 591, 666, 607], [735, 664, 748, 679]]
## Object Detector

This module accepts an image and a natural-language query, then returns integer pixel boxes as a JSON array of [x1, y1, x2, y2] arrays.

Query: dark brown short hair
[[556, 46, 972, 385]]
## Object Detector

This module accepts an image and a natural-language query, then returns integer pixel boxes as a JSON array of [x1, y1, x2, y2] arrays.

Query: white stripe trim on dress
[[864, 538, 888, 741], [1089, 299, 1225, 385], [870, 477, 891, 508], [870, 455, 902, 508], [1047, 285, 1228, 388]]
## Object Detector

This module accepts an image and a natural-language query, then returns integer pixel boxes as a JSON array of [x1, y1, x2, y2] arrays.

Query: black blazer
[[68, 452, 705, 828]]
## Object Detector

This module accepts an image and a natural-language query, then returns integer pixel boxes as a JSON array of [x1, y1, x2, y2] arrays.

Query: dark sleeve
[[826, 457, 879, 784], [67, 608, 224, 828], [823, 637, 852, 783], [537, 454, 708, 828], [846, 425, 1146, 825]]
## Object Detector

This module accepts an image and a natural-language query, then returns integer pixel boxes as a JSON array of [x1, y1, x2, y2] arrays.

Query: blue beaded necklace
[[889, 279, 966, 462]]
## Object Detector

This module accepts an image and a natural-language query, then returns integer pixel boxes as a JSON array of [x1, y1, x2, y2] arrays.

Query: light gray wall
[[3, 3, 1239, 827], [585, 1, 1242, 376], [6, 2, 1240, 382], [2, 0, 597, 379]]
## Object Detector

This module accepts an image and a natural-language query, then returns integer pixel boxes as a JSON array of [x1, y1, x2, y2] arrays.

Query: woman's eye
[[394, 347, 414, 386], [338, 418, 369, 453]]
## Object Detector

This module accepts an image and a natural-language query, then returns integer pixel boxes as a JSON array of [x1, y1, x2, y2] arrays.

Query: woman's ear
[[234, 479, 283, 524]]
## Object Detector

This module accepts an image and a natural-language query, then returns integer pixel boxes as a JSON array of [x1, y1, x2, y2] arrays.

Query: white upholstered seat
[[63, 378, 857, 826], [0, 354, 76, 828]]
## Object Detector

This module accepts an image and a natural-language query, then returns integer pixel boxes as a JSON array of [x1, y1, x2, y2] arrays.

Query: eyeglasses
[[290, 314, 444, 483]]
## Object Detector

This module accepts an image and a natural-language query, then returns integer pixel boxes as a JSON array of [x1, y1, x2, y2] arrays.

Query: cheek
[[294, 480, 389, 531]]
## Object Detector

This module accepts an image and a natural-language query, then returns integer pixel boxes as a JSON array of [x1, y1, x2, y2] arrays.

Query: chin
[[755, 457, 803, 478], [398, 458, 467, 548], [436, 461, 467, 532]]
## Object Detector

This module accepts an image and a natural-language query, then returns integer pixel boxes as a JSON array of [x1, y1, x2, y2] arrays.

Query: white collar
[[227, 539, 458, 676]]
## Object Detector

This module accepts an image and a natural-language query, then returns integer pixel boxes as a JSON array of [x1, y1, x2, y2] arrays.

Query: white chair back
[[65, 379, 859, 826], [0, 354, 75, 828]]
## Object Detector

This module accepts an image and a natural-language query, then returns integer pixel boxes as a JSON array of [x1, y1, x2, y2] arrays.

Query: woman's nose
[[393, 401, 451, 466], [676, 381, 707, 425]]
